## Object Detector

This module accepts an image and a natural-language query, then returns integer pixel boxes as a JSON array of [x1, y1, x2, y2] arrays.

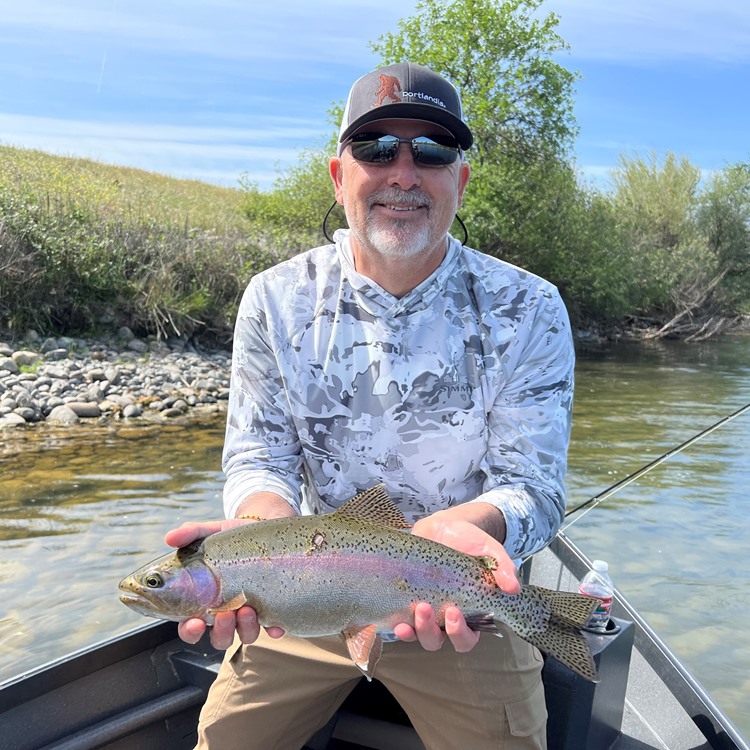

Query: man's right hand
[[164, 516, 286, 650]]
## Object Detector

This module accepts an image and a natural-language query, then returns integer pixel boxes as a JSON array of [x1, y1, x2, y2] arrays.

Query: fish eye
[[145, 573, 164, 588]]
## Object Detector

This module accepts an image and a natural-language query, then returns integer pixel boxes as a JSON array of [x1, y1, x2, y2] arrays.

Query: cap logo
[[374, 74, 402, 106]]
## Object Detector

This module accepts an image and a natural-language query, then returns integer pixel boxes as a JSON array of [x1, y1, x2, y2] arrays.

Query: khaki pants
[[195, 626, 547, 750]]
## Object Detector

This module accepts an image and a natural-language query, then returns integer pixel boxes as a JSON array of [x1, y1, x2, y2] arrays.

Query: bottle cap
[[592, 560, 609, 572]]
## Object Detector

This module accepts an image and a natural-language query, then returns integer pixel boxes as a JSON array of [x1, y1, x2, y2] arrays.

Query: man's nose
[[386, 144, 422, 190]]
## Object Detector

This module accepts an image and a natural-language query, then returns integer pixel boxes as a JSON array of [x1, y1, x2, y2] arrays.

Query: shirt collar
[[334, 229, 462, 318]]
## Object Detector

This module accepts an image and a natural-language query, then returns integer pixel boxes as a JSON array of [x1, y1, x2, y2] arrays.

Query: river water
[[1, 336, 748, 737]]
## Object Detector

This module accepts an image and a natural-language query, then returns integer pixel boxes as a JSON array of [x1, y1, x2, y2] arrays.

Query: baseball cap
[[338, 62, 473, 153]]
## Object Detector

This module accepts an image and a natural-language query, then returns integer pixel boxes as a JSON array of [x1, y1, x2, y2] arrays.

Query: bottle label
[[579, 589, 613, 630], [591, 595, 612, 617]]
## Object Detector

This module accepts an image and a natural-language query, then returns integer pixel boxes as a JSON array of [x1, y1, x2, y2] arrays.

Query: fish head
[[118, 541, 220, 623]]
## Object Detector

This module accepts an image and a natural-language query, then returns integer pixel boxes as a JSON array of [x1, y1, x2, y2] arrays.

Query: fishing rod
[[561, 399, 750, 532]]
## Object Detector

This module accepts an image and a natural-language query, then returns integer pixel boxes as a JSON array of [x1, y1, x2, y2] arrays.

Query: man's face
[[330, 119, 471, 262]]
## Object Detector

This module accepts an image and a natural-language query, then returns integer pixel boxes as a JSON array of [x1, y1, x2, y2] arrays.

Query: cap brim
[[339, 103, 473, 151]]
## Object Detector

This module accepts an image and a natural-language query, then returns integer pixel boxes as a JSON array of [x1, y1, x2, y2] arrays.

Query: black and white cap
[[338, 62, 473, 152]]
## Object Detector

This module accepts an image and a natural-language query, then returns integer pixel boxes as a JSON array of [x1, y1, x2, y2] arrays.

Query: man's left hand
[[393, 504, 520, 652]]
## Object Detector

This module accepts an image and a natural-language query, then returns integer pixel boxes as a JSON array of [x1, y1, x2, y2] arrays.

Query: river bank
[[3, 319, 748, 431], [0, 328, 230, 430]]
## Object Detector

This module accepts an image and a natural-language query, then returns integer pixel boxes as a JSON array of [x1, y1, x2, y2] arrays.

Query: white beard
[[351, 187, 439, 260], [364, 218, 431, 260]]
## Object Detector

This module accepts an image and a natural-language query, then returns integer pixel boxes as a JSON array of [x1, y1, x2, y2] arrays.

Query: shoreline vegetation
[[2, 144, 748, 351]]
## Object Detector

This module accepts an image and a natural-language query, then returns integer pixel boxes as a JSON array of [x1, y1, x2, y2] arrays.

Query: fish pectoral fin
[[341, 625, 383, 681], [207, 592, 249, 614], [464, 614, 499, 632]]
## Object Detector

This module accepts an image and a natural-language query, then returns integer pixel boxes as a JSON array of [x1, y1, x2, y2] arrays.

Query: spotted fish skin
[[119, 486, 599, 681]]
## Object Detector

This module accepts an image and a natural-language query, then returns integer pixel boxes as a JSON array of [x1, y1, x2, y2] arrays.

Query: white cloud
[[1, 0, 417, 67], [547, 0, 750, 63], [0, 113, 324, 188]]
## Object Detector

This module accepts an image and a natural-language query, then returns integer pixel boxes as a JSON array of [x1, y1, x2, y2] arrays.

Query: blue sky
[[1, 0, 748, 191]]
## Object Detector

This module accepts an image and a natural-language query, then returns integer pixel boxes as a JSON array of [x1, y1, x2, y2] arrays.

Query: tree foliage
[[697, 163, 750, 315], [372, 0, 578, 164], [609, 153, 750, 338]]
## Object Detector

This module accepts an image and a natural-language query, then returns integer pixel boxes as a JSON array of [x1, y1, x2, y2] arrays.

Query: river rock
[[0, 412, 27, 427], [0, 357, 19, 374], [13, 407, 39, 422], [12, 351, 41, 367], [127, 339, 149, 353], [66, 402, 102, 418], [0, 331, 230, 428], [122, 403, 144, 418], [47, 405, 80, 424]]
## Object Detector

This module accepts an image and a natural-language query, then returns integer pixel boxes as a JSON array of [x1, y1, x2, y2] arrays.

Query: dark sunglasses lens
[[350, 135, 401, 163], [411, 137, 459, 166], [349, 134, 459, 165]]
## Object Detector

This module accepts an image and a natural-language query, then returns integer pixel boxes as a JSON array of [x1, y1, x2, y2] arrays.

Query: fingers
[[178, 618, 207, 645], [177, 608, 284, 650], [164, 518, 248, 549], [165, 521, 223, 549], [235, 606, 262, 644], [412, 602, 445, 650], [493, 562, 521, 595], [413, 517, 521, 595], [444, 606, 481, 652], [393, 603, 442, 649], [395, 603, 483, 653], [209, 611, 239, 650]]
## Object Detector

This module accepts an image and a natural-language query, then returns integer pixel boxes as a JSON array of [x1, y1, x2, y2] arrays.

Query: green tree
[[611, 152, 708, 316], [696, 163, 750, 317], [372, 0, 578, 164], [610, 153, 750, 338], [239, 138, 338, 257]]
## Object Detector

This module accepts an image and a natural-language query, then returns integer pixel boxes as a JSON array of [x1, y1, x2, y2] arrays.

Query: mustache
[[367, 188, 432, 210]]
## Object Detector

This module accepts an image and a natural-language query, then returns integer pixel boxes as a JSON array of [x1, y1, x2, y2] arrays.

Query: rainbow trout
[[119, 485, 599, 681]]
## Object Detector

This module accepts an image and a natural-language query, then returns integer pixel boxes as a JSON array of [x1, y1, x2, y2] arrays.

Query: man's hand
[[393, 503, 519, 652], [165, 492, 294, 650]]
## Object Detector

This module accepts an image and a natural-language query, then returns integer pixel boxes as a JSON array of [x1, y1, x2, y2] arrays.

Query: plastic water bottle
[[578, 560, 614, 632]]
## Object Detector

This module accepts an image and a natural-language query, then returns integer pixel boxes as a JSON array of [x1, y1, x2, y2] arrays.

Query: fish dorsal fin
[[341, 624, 383, 681], [334, 485, 410, 529], [176, 540, 204, 562]]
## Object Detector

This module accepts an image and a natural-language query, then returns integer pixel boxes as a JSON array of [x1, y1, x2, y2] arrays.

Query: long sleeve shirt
[[223, 230, 574, 562]]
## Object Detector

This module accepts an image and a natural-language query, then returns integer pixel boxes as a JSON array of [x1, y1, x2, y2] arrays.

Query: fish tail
[[535, 586, 600, 630], [506, 586, 600, 682]]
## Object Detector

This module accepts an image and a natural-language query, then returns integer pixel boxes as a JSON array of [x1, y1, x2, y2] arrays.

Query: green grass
[[0, 145, 273, 343], [0, 145, 248, 230]]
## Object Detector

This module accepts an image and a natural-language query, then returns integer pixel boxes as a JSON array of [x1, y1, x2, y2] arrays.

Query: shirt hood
[[333, 229, 463, 318]]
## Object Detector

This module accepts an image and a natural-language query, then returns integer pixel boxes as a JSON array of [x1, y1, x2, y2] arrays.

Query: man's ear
[[329, 157, 345, 205], [457, 161, 471, 208]]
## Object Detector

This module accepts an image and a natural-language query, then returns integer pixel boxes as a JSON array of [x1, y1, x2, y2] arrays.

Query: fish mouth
[[119, 590, 161, 615]]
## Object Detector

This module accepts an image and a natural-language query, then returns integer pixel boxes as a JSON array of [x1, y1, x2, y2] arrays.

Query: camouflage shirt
[[223, 230, 574, 561]]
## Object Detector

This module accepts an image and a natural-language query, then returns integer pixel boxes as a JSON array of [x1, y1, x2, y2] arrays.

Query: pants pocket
[[503, 679, 547, 739]]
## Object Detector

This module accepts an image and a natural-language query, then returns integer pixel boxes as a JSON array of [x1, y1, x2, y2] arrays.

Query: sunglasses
[[345, 132, 461, 167]]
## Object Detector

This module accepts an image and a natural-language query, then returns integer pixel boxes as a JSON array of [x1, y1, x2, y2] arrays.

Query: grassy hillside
[[0, 145, 273, 343], [0, 145, 248, 229]]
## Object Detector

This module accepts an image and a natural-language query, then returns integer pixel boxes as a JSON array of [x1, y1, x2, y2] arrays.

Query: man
[[168, 61, 574, 749]]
